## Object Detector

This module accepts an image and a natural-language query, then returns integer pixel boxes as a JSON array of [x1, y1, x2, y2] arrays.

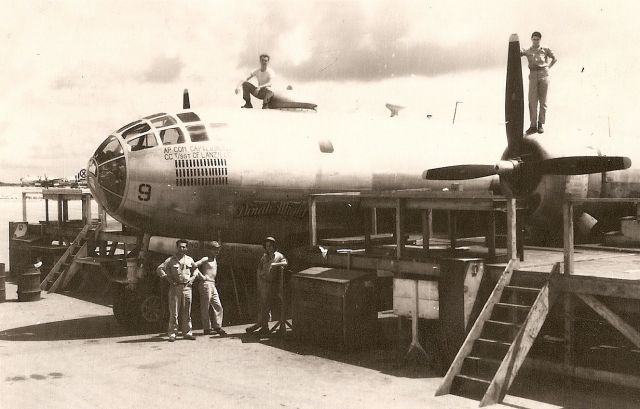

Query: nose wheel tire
[[139, 294, 162, 327]]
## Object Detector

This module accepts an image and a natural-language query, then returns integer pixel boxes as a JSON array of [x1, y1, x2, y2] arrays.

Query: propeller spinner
[[423, 33, 631, 194]]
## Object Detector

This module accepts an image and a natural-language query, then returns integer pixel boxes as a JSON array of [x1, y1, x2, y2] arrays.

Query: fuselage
[[87, 108, 640, 244]]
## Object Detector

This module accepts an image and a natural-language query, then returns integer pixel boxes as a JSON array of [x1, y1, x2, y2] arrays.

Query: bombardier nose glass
[[89, 135, 127, 212]]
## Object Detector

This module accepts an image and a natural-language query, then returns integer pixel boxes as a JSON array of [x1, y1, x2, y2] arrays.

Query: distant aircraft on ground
[[21, 169, 87, 188]]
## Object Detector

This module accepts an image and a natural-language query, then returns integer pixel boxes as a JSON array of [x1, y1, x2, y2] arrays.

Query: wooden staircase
[[436, 260, 560, 407], [40, 221, 99, 292]]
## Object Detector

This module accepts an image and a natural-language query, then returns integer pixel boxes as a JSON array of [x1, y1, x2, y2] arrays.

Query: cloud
[[235, 2, 504, 82], [143, 56, 184, 83]]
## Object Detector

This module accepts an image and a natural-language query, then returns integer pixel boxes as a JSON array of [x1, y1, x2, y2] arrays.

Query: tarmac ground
[[1, 280, 640, 409]]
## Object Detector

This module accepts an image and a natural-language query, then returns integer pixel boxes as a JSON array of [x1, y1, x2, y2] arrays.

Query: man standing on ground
[[521, 31, 557, 134], [195, 241, 227, 337], [246, 236, 287, 337], [157, 239, 198, 342], [235, 54, 275, 109]]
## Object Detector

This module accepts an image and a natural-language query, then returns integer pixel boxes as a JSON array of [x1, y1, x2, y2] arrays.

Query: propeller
[[505, 33, 524, 158], [423, 165, 496, 180], [183, 89, 190, 109], [423, 34, 632, 192], [424, 156, 631, 181]]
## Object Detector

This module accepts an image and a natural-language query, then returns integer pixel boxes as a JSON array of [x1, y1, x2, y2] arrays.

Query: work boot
[[256, 327, 270, 338], [262, 102, 270, 109], [537, 122, 544, 133], [203, 329, 213, 335], [184, 333, 196, 340], [241, 103, 253, 109], [213, 328, 227, 336], [525, 125, 537, 135], [168, 334, 176, 342], [245, 323, 261, 333]]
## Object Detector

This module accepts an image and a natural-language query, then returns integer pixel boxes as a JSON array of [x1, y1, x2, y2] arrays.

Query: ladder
[[436, 261, 560, 407], [40, 221, 99, 292]]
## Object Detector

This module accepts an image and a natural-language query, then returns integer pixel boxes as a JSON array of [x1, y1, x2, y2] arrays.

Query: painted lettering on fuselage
[[235, 201, 307, 218], [163, 145, 226, 161]]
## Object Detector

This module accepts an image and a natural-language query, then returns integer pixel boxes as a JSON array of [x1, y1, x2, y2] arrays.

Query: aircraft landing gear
[[111, 279, 165, 332]]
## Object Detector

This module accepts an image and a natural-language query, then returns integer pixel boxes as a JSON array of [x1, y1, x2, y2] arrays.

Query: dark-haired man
[[235, 54, 275, 109], [157, 239, 198, 342], [521, 31, 557, 134]]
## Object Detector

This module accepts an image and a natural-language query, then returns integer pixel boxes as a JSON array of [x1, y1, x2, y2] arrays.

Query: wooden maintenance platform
[[307, 190, 640, 406], [9, 188, 139, 291]]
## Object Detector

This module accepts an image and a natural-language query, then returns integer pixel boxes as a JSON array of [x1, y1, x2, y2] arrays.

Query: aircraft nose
[[87, 135, 127, 213]]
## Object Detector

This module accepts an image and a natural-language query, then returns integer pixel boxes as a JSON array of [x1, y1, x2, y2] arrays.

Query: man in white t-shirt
[[235, 54, 275, 109]]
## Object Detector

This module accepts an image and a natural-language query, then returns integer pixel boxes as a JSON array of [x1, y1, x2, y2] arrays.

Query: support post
[[308, 197, 317, 247], [516, 209, 524, 261], [563, 199, 575, 391], [487, 210, 496, 260], [396, 198, 405, 260], [62, 199, 69, 223], [22, 192, 27, 222], [133, 233, 152, 283], [82, 195, 92, 224], [371, 208, 378, 235], [45, 199, 49, 222], [403, 279, 428, 364], [563, 200, 574, 275], [448, 211, 457, 250], [506, 198, 517, 263], [57, 197, 63, 225], [422, 209, 432, 251], [363, 207, 372, 252]]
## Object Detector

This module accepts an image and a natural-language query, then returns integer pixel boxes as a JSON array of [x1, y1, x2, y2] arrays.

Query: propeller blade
[[505, 33, 524, 157], [183, 89, 190, 109], [536, 156, 632, 175], [423, 165, 497, 180]]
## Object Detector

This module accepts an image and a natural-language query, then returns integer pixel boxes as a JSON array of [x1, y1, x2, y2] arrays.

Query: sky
[[1, 0, 639, 182]]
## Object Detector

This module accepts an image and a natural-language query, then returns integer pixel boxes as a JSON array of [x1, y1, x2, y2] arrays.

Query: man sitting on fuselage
[[235, 54, 275, 109]]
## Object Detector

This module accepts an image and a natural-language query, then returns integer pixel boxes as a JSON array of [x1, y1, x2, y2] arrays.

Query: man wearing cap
[[157, 239, 198, 342], [194, 241, 227, 336], [521, 31, 557, 134], [246, 236, 288, 336]]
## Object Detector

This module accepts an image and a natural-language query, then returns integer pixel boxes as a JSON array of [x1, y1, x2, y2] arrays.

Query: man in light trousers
[[195, 241, 227, 336], [521, 31, 557, 134], [157, 239, 198, 342]]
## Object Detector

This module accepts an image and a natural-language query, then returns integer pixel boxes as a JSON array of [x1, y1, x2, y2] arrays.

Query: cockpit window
[[122, 123, 151, 139], [177, 112, 201, 123], [98, 157, 127, 197], [143, 112, 167, 120], [94, 136, 124, 164], [127, 133, 158, 152], [159, 127, 185, 145], [88, 160, 97, 176], [187, 125, 208, 142], [116, 120, 141, 133], [151, 115, 177, 129]]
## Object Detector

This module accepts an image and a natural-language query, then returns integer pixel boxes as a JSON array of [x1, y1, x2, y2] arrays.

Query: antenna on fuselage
[[183, 89, 190, 109]]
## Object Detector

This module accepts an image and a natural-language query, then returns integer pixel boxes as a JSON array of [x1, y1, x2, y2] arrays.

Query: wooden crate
[[292, 267, 377, 351]]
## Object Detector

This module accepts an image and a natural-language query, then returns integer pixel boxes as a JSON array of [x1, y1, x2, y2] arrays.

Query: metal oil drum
[[18, 267, 41, 302]]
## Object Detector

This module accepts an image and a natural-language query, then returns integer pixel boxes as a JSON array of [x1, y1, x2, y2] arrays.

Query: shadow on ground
[[234, 316, 640, 409], [236, 315, 444, 380], [0, 315, 130, 341]]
